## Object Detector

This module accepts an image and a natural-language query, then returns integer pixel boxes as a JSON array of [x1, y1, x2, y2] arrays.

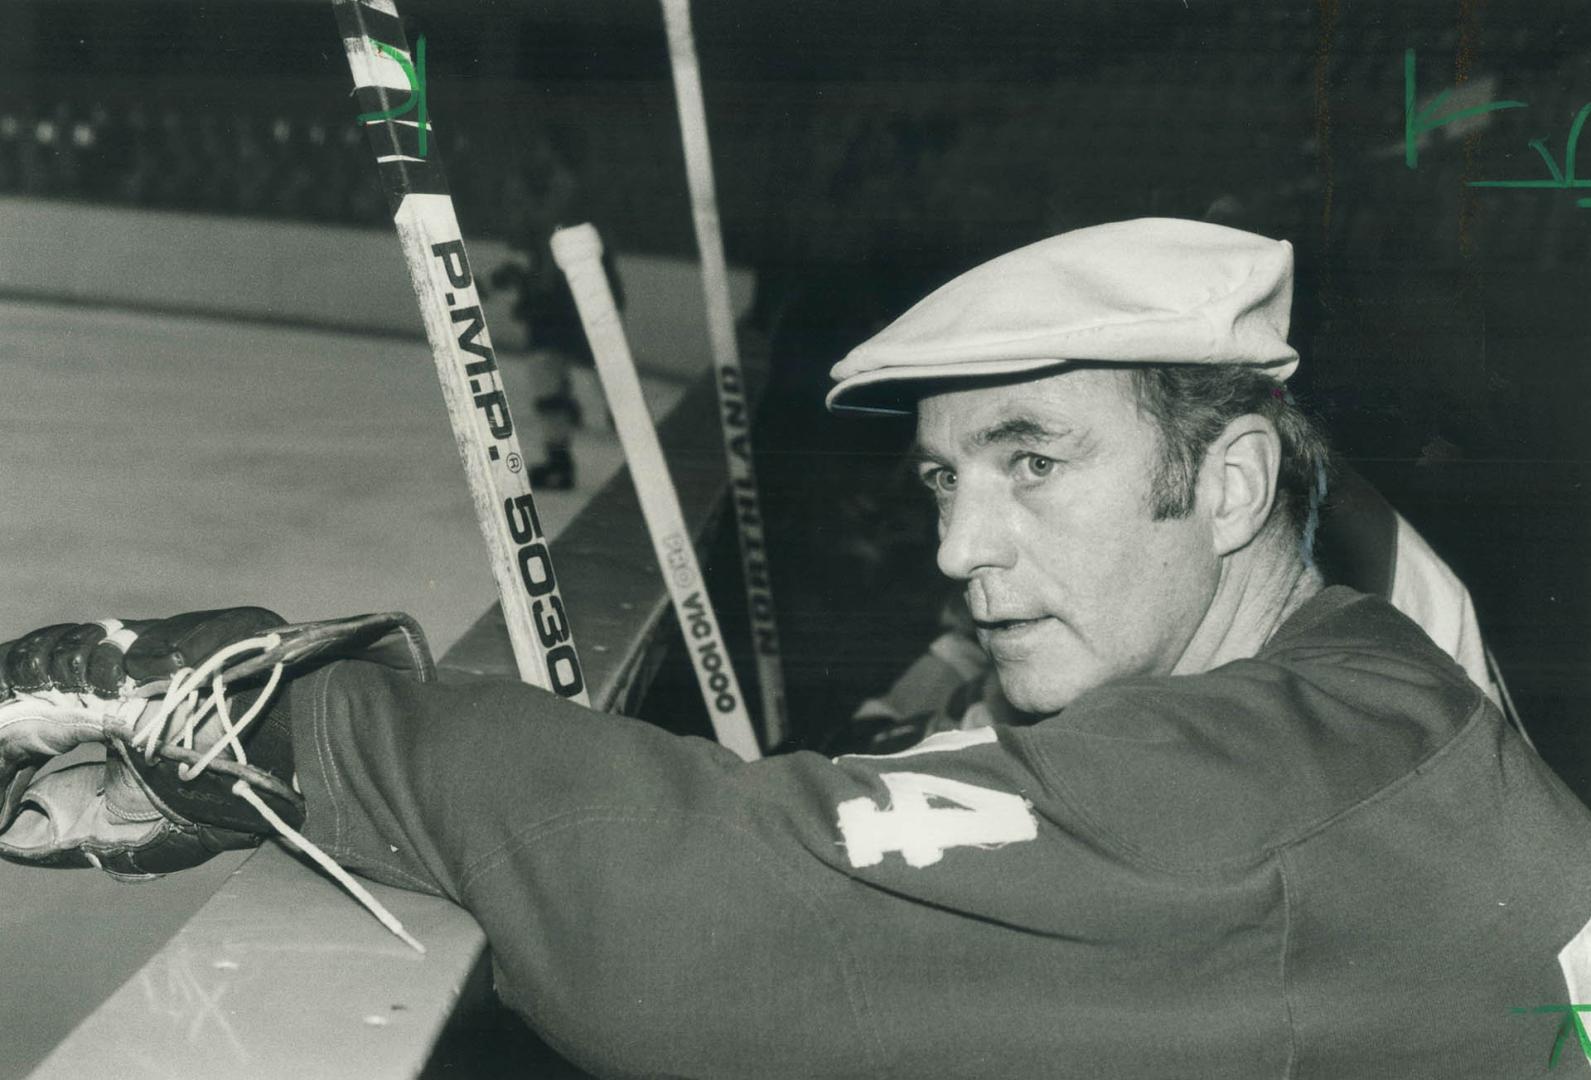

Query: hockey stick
[[659, 0, 789, 749], [332, 0, 588, 704], [552, 224, 762, 762]]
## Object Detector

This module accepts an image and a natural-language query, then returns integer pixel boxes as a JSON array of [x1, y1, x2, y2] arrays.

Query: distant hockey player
[[489, 134, 623, 490]]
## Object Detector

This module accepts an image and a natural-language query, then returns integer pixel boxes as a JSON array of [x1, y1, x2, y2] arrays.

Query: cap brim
[[825, 356, 1081, 416], [825, 354, 1300, 416]]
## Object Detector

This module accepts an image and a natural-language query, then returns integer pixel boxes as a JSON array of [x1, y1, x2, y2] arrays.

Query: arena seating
[[4, 6, 1584, 275]]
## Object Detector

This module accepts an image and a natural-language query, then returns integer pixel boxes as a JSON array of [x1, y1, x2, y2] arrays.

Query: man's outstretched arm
[[287, 657, 1074, 1079], [0, 608, 1076, 1077], [0, 607, 1297, 1079]]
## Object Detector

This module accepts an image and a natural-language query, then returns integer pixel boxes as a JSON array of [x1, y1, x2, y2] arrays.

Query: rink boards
[[2, 372, 735, 1080]]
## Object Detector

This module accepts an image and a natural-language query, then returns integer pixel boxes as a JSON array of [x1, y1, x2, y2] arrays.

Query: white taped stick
[[333, 0, 589, 704], [660, 0, 789, 749], [552, 224, 761, 762]]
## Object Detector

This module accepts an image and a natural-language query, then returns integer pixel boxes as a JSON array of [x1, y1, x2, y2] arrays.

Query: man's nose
[[936, 485, 1017, 581]]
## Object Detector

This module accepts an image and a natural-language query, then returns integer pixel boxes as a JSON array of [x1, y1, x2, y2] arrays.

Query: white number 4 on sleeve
[[837, 773, 1037, 869]]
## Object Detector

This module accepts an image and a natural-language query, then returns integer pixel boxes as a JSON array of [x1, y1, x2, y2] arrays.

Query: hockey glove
[[0, 608, 433, 877]]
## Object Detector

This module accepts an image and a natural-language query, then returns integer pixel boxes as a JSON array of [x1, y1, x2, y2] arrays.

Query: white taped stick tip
[[550, 224, 603, 270]]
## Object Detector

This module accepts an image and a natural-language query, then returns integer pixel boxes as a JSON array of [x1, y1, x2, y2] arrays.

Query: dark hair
[[1127, 365, 1331, 554]]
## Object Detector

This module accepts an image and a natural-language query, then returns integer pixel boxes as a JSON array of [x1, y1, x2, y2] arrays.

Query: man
[[2, 218, 1588, 1078]]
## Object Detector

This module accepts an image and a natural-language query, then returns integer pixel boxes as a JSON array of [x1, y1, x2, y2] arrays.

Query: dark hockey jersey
[[303, 586, 1591, 1078]]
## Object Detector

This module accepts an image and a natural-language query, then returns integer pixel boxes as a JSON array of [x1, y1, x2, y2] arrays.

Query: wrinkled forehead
[[913, 366, 1147, 454]]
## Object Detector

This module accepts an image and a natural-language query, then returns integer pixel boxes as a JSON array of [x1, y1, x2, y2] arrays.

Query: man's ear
[[1197, 415, 1281, 557]]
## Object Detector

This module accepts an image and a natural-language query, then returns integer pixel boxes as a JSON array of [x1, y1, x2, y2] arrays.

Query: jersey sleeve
[[291, 661, 1117, 1077], [293, 596, 1477, 1078]]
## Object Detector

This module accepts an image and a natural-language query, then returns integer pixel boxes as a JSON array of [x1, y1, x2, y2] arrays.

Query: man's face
[[913, 368, 1221, 714]]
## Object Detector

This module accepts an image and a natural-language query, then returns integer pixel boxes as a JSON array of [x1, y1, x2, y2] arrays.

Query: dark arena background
[[1, 1, 1588, 1076]]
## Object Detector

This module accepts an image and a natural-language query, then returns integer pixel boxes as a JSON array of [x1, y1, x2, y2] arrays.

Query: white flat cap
[[826, 217, 1299, 415]]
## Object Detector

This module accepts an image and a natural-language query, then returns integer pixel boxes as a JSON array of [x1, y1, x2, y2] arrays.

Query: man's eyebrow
[[969, 416, 1072, 449], [907, 416, 1076, 467], [904, 441, 943, 470]]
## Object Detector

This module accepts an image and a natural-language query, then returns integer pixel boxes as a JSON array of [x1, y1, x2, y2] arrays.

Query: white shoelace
[[48, 635, 424, 953]]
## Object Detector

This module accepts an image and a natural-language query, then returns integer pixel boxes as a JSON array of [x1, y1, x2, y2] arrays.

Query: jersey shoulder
[[1012, 587, 1489, 870]]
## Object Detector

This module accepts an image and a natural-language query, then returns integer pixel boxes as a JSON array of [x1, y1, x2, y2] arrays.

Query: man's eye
[[920, 467, 957, 493], [1020, 454, 1055, 478]]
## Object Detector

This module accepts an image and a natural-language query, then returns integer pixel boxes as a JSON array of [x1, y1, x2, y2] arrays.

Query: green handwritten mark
[[355, 34, 427, 158], [1512, 1005, 1591, 1069], [1467, 102, 1591, 196], [1404, 47, 1526, 169], [1404, 48, 1591, 208]]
